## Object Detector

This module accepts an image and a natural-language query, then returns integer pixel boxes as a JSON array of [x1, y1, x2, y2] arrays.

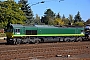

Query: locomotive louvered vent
[[26, 30, 37, 35]]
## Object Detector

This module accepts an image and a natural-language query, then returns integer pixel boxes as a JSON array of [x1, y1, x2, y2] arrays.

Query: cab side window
[[14, 28, 20, 34]]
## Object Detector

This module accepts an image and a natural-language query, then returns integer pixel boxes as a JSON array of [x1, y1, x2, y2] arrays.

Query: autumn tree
[[54, 18, 64, 25], [54, 13, 64, 25], [0, 0, 26, 28]]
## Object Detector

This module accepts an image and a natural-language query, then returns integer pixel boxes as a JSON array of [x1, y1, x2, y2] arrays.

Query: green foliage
[[68, 14, 74, 23], [0, 0, 86, 27], [64, 18, 70, 25], [19, 0, 34, 25], [56, 13, 61, 18], [0, 1, 26, 28], [62, 14, 65, 19], [62, 14, 69, 25], [48, 18, 55, 25], [41, 16, 48, 24], [40, 9, 85, 26], [72, 11, 84, 26], [73, 22, 84, 27], [44, 9, 55, 18], [54, 18, 64, 25], [34, 14, 41, 24], [41, 8, 55, 25], [85, 19, 90, 25], [74, 11, 82, 23]]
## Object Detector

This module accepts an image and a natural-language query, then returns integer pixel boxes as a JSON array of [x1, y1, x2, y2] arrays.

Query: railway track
[[0, 41, 90, 60]]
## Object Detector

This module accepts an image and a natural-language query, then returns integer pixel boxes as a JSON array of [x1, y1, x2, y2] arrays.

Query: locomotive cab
[[5, 23, 13, 38], [84, 24, 90, 39], [5, 23, 24, 44]]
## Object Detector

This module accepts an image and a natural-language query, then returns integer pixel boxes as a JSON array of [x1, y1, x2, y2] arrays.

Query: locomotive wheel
[[35, 40, 39, 44], [26, 40, 30, 44], [64, 38, 70, 42], [13, 41, 16, 45], [76, 37, 82, 42], [34, 38, 41, 44], [13, 38, 17, 45], [14, 39, 22, 45], [17, 40, 21, 45]]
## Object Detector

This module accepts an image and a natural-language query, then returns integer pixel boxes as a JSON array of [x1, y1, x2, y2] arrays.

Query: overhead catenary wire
[[43, 0, 64, 2], [30, 0, 64, 7]]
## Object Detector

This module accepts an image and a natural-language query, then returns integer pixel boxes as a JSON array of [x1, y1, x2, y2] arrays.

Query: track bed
[[0, 41, 90, 60]]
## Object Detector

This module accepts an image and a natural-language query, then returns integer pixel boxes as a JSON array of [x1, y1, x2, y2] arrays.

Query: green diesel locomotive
[[5, 23, 84, 44]]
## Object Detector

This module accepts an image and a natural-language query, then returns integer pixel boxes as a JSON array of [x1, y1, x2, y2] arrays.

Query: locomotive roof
[[11, 24, 58, 28], [34, 25, 58, 28], [11, 24, 23, 27], [10, 24, 84, 29]]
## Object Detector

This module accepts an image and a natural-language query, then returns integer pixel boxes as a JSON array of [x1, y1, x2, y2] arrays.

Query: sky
[[1, 0, 90, 21]]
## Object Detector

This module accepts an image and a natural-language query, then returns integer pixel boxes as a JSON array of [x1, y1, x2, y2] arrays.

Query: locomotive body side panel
[[5, 24, 85, 44]]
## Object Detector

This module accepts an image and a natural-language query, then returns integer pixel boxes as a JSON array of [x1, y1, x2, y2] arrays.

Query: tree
[[7, 0, 14, 1], [34, 14, 41, 24], [44, 9, 55, 18], [73, 11, 84, 26], [62, 14, 65, 19], [41, 8, 55, 25], [74, 11, 82, 23], [0, 0, 26, 28], [68, 14, 74, 25], [41, 16, 48, 24], [62, 14, 69, 25], [56, 13, 61, 18], [19, 0, 34, 25], [74, 22, 84, 27], [68, 14, 73, 22], [54, 18, 64, 25], [85, 19, 90, 25]]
